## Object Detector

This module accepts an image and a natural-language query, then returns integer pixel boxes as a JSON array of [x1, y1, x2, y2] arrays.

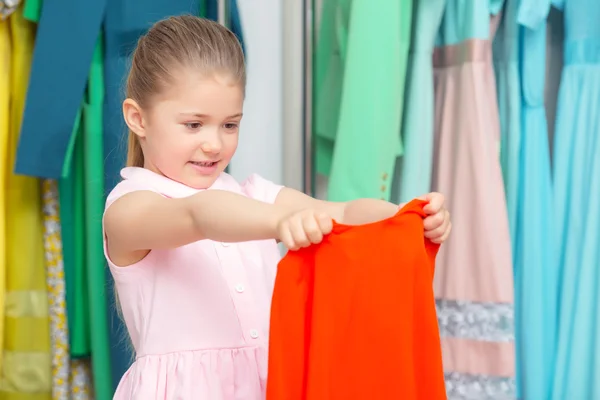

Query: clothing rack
[[218, 0, 230, 27], [303, 0, 314, 195], [282, 0, 314, 195]]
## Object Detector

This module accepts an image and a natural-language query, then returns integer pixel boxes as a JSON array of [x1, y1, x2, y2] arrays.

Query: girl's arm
[[274, 188, 400, 226], [104, 189, 290, 254], [274, 188, 450, 243]]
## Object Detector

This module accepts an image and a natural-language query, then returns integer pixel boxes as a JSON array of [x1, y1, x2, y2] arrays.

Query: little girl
[[103, 15, 452, 399]]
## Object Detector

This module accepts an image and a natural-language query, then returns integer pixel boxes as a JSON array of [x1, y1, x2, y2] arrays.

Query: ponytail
[[126, 131, 144, 167]]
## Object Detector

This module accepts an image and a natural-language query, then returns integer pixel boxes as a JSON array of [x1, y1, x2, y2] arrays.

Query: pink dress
[[103, 167, 283, 399]]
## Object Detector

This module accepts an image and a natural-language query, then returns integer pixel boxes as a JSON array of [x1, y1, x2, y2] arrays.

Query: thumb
[[417, 193, 439, 214], [417, 193, 432, 202]]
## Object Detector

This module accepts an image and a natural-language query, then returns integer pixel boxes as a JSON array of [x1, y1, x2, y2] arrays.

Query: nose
[[200, 131, 222, 154], [201, 141, 221, 154]]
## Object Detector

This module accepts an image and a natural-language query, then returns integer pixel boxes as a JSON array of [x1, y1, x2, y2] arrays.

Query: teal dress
[[514, 0, 556, 398], [494, 0, 521, 257], [551, 0, 600, 398], [394, 0, 446, 203], [314, 0, 412, 202]]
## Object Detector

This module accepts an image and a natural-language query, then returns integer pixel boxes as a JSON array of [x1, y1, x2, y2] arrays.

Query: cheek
[[147, 130, 189, 159], [222, 134, 239, 157]]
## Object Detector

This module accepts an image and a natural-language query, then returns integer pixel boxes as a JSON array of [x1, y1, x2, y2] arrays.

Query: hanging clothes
[[494, 0, 522, 255], [21, 0, 38, 21], [511, 1, 557, 399], [13, 0, 106, 179], [432, 1, 516, 398], [82, 35, 112, 397], [59, 108, 91, 359], [43, 180, 94, 399], [267, 200, 445, 400], [315, 0, 412, 202], [19, 0, 107, 396], [205, 0, 246, 54], [493, 0, 523, 396], [551, 0, 600, 398], [2, 5, 52, 399], [314, 0, 350, 179], [544, 7, 564, 148], [394, 0, 446, 203], [60, 49, 112, 400], [69, 359, 93, 399], [0, 10, 8, 381], [0, 0, 19, 19], [42, 179, 72, 399]]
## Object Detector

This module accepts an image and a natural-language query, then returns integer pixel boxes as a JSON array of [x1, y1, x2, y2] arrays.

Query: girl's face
[[129, 69, 244, 189]]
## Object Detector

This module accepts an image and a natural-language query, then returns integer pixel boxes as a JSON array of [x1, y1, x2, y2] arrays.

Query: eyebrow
[[180, 112, 243, 119]]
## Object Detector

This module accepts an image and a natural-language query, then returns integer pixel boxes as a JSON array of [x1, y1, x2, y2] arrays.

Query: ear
[[123, 98, 147, 138]]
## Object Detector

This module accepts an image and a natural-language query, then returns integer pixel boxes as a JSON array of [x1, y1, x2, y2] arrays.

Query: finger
[[303, 214, 324, 244], [441, 222, 452, 242], [426, 211, 450, 239], [423, 211, 445, 231], [425, 224, 445, 241], [290, 217, 310, 248], [423, 193, 445, 214], [425, 211, 449, 238], [316, 212, 333, 235], [279, 224, 297, 250], [431, 222, 452, 244]]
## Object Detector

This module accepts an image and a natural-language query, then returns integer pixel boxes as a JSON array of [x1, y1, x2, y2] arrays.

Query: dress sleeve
[[241, 174, 284, 204], [104, 180, 165, 213], [517, 0, 552, 29], [102, 180, 166, 273]]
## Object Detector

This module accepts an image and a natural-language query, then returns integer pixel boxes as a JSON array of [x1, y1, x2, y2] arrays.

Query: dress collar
[[120, 167, 242, 198]]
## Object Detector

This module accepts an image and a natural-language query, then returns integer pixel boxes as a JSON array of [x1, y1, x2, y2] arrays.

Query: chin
[[186, 178, 216, 190], [180, 162, 227, 189], [186, 173, 222, 190]]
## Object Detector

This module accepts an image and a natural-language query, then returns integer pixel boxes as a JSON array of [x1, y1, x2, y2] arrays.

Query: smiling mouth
[[191, 161, 218, 167]]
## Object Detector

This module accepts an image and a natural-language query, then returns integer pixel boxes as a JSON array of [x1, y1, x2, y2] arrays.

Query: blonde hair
[[125, 15, 246, 167]]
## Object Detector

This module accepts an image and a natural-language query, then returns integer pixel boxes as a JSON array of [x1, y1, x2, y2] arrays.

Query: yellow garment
[[42, 180, 93, 399], [0, 7, 52, 400], [69, 359, 93, 399], [0, 16, 9, 381], [41, 180, 69, 398]]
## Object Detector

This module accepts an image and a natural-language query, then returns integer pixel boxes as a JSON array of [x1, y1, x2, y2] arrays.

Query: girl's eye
[[184, 122, 201, 130], [224, 123, 239, 130]]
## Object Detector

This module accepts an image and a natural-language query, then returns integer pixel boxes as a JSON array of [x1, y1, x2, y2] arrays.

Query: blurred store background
[[0, 0, 597, 399]]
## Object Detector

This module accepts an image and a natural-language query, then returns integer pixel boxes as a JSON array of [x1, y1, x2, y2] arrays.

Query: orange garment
[[267, 199, 446, 400]]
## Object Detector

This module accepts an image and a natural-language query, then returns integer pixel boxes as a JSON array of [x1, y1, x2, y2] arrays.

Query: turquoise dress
[[514, 0, 557, 398], [493, 3, 523, 394], [394, 0, 446, 203], [551, 0, 600, 398], [493, 0, 521, 256]]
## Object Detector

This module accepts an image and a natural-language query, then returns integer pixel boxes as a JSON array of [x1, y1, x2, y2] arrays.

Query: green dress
[[314, 0, 413, 201], [28, 0, 112, 391], [393, 0, 446, 203], [82, 36, 113, 400], [61, 38, 112, 399]]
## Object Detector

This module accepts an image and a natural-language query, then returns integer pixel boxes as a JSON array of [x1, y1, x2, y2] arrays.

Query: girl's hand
[[277, 209, 334, 251], [419, 193, 451, 244]]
